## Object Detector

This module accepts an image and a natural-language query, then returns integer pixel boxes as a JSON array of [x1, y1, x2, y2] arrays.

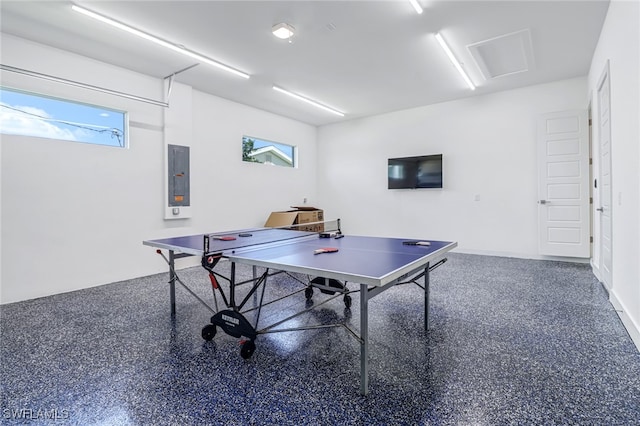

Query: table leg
[[169, 250, 176, 315], [360, 283, 369, 395], [252, 265, 258, 306], [230, 262, 236, 308], [424, 263, 430, 330]]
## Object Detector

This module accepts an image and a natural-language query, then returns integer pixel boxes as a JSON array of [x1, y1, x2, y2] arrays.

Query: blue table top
[[228, 235, 456, 286], [144, 229, 457, 287]]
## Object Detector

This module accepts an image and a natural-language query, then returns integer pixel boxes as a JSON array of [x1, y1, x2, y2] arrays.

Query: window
[[0, 87, 127, 147], [242, 136, 295, 168]]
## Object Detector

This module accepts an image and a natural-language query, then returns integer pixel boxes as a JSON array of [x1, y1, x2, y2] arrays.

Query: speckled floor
[[1, 253, 639, 425]]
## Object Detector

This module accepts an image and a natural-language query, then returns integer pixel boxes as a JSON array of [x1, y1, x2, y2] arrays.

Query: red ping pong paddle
[[211, 236, 236, 241], [314, 247, 339, 255]]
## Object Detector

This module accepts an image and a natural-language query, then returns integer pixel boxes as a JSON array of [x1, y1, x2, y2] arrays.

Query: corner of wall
[[610, 291, 640, 352]]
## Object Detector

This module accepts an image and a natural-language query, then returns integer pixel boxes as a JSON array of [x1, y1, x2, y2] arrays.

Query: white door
[[537, 110, 590, 258], [597, 65, 613, 288]]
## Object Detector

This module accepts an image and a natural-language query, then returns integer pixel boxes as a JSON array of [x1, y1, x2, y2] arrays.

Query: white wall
[[190, 91, 317, 231], [317, 77, 588, 258], [588, 0, 640, 349], [0, 34, 316, 303]]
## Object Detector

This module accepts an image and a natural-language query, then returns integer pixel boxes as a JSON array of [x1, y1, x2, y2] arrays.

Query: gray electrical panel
[[168, 144, 190, 207]]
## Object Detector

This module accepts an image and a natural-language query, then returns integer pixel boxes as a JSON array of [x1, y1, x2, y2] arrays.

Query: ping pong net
[[203, 218, 341, 255]]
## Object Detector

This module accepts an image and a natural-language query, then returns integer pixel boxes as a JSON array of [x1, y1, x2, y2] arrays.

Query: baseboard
[[590, 259, 603, 282], [609, 290, 640, 352], [453, 248, 591, 264]]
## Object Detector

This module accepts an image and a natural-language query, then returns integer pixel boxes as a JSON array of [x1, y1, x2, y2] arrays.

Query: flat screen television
[[388, 154, 443, 189]]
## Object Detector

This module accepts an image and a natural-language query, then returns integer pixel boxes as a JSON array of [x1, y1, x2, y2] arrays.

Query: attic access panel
[[468, 29, 535, 80]]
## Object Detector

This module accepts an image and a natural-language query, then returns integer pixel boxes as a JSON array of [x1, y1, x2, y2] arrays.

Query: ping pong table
[[143, 221, 457, 395]]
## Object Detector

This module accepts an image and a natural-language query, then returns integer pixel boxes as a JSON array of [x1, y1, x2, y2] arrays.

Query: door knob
[[538, 200, 549, 205], [596, 207, 604, 212]]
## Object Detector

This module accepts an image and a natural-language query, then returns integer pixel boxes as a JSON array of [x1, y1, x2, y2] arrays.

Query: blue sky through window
[[246, 137, 293, 158], [243, 135, 295, 167], [0, 88, 126, 147]]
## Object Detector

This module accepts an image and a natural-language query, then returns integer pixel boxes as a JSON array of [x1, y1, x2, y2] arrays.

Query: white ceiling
[[0, 1, 610, 126]]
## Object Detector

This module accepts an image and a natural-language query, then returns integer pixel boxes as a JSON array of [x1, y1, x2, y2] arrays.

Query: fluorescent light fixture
[[435, 33, 476, 90], [71, 5, 250, 79], [272, 23, 295, 40], [273, 86, 344, 116], [409, 0, 423, 14]]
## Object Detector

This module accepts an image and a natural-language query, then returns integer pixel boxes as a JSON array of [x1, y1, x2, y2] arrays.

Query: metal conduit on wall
[[0, 64, 169, 108]]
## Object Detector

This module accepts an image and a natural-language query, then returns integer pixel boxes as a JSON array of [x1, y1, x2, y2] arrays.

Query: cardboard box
[[264, 207, 324, 232]]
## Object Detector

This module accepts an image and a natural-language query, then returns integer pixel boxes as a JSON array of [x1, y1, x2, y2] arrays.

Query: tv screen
[[388, 154, 442, 189]]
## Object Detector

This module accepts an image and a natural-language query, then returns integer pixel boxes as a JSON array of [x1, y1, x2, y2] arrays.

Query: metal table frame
[[147, 233, 456, 395]]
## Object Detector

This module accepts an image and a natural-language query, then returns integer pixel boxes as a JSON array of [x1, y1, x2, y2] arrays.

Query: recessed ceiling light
[[272, 23, 295, 40]]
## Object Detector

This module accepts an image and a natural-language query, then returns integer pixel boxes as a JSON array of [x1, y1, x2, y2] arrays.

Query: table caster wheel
[[305, 286, 314, 300], [344, 294, 352, 309], [240, 340, 256, 359], [201, 324, 217, 341]]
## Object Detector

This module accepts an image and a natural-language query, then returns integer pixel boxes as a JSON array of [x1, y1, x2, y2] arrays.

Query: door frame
[[596, 60, 613, 289]]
